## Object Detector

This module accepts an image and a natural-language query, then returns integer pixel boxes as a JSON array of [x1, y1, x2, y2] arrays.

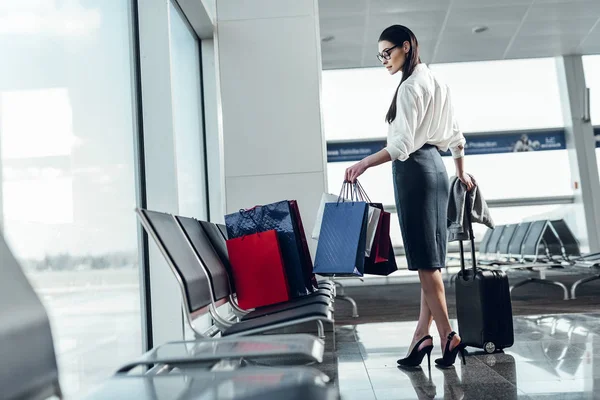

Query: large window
[[429, 58, 564, 133], [323, 58, 572, 254], [169, 2, 208, 220], [322, 58, 565, 141], [168, 1, 210, 335], [0, 2, 141, 397]]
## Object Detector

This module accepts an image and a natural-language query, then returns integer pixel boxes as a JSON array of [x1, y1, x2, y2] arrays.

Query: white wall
[[214, 0, 327, 256]]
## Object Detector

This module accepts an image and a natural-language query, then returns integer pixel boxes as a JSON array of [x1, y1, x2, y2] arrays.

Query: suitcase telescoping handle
[[459, 190, 477, 279]]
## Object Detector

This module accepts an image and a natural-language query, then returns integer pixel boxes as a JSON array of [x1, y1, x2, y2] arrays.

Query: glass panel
[[327, 150, 572, 264], [169, 2, 208, 220], [429, 58, 564, 133], [327, 150, 572, 204], [168, 2, 210, 336], [321, 67, 399, 141], [321, 58, 564, 142], [440, 150, 573, 200], [0, 1, 140, 397]]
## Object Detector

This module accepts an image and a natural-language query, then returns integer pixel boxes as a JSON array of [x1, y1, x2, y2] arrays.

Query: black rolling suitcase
[[454, 198, 514, 354]]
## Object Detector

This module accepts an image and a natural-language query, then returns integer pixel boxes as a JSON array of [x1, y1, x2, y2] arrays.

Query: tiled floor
[[332, 313, 600, 399]]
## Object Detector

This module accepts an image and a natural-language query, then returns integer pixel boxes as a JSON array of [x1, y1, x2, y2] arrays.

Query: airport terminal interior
[[2, 0, 600, 399]]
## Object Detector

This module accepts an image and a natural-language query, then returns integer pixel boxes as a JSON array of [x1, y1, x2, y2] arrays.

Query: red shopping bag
[[370, 211, 391, 263], [364, 236, 398, 276], [225, 229, 290, 310]]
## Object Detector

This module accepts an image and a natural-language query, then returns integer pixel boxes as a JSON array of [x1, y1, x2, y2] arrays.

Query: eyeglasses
[[377, 45, 399, 62]]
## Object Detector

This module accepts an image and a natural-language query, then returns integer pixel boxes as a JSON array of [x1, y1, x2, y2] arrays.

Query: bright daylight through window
[[0, 2, 141, 397], [322, 58, 573, 250]]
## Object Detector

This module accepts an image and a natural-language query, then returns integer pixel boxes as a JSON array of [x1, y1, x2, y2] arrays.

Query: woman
[[345, 25, 474, 368]]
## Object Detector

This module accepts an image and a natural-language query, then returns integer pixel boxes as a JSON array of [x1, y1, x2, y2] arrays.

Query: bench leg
[[510, 278, 569, 300], [333, 280, 359, 318], [336, 295, 359, 318], [317, 320, 325, 339], [571, 275, 600, 300]]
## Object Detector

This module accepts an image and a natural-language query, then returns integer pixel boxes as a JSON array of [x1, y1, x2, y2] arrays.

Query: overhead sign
[[327, 140, 386, 163], [439, 129, 566, 156], [327, 129, 568, 163]]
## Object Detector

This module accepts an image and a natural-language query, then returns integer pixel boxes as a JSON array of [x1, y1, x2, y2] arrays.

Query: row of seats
[[478, 219, 581, 264], [1, 208, 349, 400], [474, 218, 600, 300]]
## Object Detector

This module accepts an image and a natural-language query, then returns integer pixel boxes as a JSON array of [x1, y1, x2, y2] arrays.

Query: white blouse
[[384, 63, 466, 162]]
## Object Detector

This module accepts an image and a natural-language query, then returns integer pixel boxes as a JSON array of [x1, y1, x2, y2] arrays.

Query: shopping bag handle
[[354, 180, 372, 203], [338, 181, 364, 204], [238, 208, 261, 236]]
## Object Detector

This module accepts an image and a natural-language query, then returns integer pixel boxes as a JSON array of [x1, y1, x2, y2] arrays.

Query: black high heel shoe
[[435, 331, 466, 368], [397, 335, 434, 369]]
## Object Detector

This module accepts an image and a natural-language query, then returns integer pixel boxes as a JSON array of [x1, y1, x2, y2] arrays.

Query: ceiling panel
[[442, 23, 520, 38], [518, 18, 598, 36], [366, 11, 447, 42], [368, 0, 450, 13], [441, 4, 527, 42], [576, 21, 600, 52], [319, 0, 366, 18], [367, 10, 448, 30], [445, 4, 529, 26], [526, 0, 600, 21], [318, 0, 600, 70], [319, 16, 366, 46], [507, 34, 584, 56], [321, 45, 364, 70], [433, 36, 511, 63], [451, 0, 532, 6], [580, 40, 600, 54]]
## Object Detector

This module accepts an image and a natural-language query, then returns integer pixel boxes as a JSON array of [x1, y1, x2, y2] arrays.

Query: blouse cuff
[[450, 146, 465, 159], [384, 145, 405, 162]]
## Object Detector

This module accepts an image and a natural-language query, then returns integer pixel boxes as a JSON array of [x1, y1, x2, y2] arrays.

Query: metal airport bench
[[475, 220, 569, 299], [85, 367, 337, 400], [0, 228, 339, 400], [549, 219, 600, 299], [136, 209, 335, 341], [476, 218, 600, 300], [0, 234, 62, 400]]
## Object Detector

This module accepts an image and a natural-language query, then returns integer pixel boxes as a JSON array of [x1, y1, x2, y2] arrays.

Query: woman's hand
[[345, 160, 368, 183], [458, 172, 476, 191]]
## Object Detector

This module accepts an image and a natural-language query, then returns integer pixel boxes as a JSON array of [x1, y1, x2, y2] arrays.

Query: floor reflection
[[337, 313, 600, 399], [396, 353, 519, 400]]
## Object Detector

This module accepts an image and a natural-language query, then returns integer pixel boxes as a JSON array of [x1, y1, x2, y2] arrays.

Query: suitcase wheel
[[484, 342, 496, 354]]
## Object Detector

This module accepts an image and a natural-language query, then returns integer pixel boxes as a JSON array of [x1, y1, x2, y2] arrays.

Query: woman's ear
[[403, 41, 411, 55]]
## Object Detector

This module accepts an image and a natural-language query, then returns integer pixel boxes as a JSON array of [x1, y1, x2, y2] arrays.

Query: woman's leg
[[418, 269, 461, 354], [407, 288, 433, 354]]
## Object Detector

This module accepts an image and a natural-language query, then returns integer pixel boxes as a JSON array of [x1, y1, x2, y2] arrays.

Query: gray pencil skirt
[[392, 144, 449, 271]]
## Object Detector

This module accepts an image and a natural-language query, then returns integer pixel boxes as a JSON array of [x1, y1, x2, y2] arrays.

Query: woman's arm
[[452, 148, 475, 191], [345, 149, 392, 183], [453, 147, 466, 176]]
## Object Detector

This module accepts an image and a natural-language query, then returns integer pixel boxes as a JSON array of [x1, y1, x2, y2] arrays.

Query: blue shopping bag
[[313, 201, 369, 277], [225, 200, 312, 298]]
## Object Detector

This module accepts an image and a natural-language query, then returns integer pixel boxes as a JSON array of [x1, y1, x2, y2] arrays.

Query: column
[[214, 0, 327, 256], [556, 55, 600, 253], [137, 0, 183, 348]]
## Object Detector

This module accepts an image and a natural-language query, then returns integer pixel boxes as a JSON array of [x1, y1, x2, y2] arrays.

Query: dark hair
[[379, 25, 421, 124]]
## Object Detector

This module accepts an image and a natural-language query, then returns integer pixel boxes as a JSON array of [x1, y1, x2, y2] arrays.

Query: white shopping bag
[[364, 206, 381, 256], [312, 193, 339, 240]]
